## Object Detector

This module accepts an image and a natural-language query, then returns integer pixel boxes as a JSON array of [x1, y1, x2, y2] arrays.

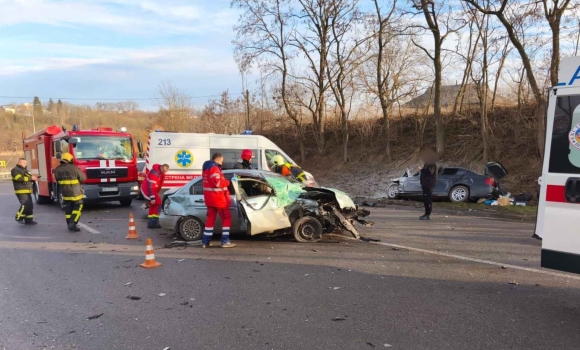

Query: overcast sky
[[0, 0, 245, 110]]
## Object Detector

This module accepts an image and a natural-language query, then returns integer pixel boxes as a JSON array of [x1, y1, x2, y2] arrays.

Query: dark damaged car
[[386, 162, 508, 203], [159, 170, 371, 242]]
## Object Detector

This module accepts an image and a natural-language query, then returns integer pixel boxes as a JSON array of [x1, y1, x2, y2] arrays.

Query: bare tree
[[326, 0, 367, 163], [157, 81, 192, 131], [462, 0, 573, 155], [411, 0, 465, 156], [233, 0, 308, 162]]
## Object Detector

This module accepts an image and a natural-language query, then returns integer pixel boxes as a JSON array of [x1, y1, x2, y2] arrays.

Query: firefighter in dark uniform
[[54, 153, 86, 232], [12, 158, 37, 225]]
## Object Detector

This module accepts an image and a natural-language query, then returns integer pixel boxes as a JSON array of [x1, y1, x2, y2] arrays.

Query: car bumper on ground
[[160, 213, 180, 231], [82, 182, 140, 202]]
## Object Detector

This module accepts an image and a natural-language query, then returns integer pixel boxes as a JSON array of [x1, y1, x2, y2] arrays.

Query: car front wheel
[[293, 216, 323, 243], [179, 216, 204, 241], [449, 185, 470, 203]]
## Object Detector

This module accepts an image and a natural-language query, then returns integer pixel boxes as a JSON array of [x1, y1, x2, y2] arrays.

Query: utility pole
[[245, 90, 251, 131]]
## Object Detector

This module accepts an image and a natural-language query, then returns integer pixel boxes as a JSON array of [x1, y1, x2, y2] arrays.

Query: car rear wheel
[[387, 183, 399, 199], [119, 199, 132, 207], [179, 216, 204, 241], [293, 216, 323, 243], [449, 185, 470, 203]]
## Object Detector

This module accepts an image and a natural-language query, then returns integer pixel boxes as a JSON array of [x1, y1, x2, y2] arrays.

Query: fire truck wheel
[[119, 199, 133, 207], [33, 183, 52, 205], [56, 187, 66, 211]]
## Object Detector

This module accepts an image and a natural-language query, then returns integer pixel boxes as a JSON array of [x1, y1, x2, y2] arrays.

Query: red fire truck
[[23, 125, 143, 208]]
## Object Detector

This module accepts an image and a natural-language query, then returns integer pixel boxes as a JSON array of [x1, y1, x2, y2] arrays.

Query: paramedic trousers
[[147, 201, 161, 228], [64, 200, 83, 226], [422, 186, 434, 216], [15, 194, 34, 222], [202, 207, 232, 245]]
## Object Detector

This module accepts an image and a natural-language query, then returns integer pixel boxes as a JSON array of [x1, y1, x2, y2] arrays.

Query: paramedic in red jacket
[[201, 153, 236, 248], [141, 163, 169, 228]]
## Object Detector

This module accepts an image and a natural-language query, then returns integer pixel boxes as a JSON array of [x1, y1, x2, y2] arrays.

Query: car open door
[[231, 177, 291, 235]]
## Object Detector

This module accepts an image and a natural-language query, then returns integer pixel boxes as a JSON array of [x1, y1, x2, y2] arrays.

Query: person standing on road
[[201, 153, 236, 248], [419, 149, 438, 221], [11, 158, 37, 225], [233, 149, 253, 170], [54, 153, 86, 232], [140, 163, 169, 229]]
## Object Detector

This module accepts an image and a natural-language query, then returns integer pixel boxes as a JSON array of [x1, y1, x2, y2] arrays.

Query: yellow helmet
[[270, 154, 285, 167], [61, 152, 74, 163]]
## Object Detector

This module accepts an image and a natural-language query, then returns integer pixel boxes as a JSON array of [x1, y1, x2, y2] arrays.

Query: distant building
[[0, 105, 16, 114], [405, 84, 510, 109]]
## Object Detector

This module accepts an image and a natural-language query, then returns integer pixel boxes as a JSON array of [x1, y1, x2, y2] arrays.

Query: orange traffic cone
[[140, 238, 161, 269], [125, 212, 140, 239]]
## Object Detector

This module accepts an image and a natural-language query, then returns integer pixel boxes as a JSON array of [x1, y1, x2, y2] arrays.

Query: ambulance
[[143, 132, 317, 189], [536, 56, 580, 274]]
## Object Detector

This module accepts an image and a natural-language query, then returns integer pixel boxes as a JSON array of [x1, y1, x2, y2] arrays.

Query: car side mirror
[[55, 141, 62, 153], [56, 153, 62, 159], [68, 137, 79, 145], [137, 140, 143, 155]]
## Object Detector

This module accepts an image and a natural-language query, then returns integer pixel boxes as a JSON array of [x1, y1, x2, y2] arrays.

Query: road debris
[[36, 321, 48, 324], [360, 237, 380, 242], [158, 293, 167, 297], [86, 313, 104, 320], [332, 317, 346, 321], [366, 342, 376, 347], [501, 266, 507, 270], [127, 296, 141, 300], [177, 259, 185, 262], [312, 249, 319, 252], [180, 302, 189, 306], [124, 282, 132, 286], [384, 344, 392, 348], [509, 281, 518, 285]]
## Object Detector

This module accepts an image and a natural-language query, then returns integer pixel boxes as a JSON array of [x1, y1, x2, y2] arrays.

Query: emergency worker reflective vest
[[202, 161, 231, 208], [281, 163, 306, 183], [11, 165, 33, 195], [54, 162, 87, 201]]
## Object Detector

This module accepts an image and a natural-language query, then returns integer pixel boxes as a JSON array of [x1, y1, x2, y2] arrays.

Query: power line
[[0, 93, 244, 102]]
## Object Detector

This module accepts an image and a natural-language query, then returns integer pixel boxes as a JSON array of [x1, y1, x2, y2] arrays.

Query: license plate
[[101, 187, 118, 192]]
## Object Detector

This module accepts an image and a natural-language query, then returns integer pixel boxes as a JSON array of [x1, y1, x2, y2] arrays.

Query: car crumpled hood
[[298, 187, 357, 210]]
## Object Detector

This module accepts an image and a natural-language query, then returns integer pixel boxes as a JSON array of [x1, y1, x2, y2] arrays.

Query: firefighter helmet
[[270, 155, 285, 167], [241, 149, 253, 161], [61, 152, 74, 163]]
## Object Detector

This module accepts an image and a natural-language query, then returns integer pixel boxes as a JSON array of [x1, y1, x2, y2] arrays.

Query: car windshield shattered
[[161, 170, 372, 243]]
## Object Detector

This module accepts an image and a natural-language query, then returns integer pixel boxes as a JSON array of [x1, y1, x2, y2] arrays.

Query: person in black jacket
[[418, 149, 438, 220], [233, 149, 253, 170], [54, 153, 86, 232], [11, 158, 37, 225]]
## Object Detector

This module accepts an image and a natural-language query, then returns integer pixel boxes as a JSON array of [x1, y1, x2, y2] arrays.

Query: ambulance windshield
[[73, 136, 134, 161]]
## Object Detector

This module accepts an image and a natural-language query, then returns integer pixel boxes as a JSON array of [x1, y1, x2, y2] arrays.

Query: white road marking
[[78, 222, 100, 234], [372, 241, 580, 281]]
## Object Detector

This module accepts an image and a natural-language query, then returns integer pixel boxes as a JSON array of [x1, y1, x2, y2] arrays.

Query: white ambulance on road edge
[[143, 132, 317, 189], [536, 56, 580, 274]]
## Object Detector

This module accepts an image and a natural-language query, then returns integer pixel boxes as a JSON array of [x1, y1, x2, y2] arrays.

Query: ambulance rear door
[[539, 84, 580, 274]]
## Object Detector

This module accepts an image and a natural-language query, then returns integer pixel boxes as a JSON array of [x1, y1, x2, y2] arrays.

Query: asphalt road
[[0, 180, 579, 350]]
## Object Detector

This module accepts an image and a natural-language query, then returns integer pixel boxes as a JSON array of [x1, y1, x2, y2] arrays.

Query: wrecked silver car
[[159, 170, 371, 242]]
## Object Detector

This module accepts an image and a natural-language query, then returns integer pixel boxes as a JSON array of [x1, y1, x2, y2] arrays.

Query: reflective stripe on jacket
[[54, 162, 86, 201], [282, 163, 306, 183], [11, 165, 32, 194], [202, 160, 230, 208]]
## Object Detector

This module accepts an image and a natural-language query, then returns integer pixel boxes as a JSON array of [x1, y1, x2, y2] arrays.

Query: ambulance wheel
[[293, 216, 323, 243], [179, 216, 204, 241], [33, 183, 52, 205], [119, 199, 132, 207]]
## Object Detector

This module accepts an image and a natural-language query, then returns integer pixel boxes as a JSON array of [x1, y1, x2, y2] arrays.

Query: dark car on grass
[[387, 162, 507, 203]]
